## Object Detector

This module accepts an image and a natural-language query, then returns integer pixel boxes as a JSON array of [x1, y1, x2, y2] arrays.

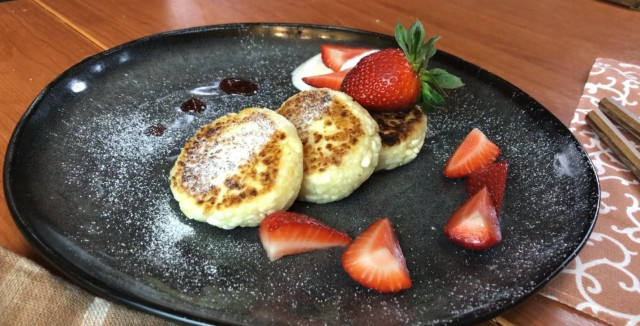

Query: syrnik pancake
[[277, 89, 381, 204], [169, 107, 303, 229], [370, 105, 427, 171]]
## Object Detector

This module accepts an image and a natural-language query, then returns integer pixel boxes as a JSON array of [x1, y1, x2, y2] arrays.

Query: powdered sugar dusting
[[146, 198, 195, 261], [278, 89, 333, 141], [180, 112, 276, 195]]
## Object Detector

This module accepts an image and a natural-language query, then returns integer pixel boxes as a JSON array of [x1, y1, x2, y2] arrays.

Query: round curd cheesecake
[[277, 89, 381, 204], [369, 105, 427, 171], [169, 107, 303, 229]]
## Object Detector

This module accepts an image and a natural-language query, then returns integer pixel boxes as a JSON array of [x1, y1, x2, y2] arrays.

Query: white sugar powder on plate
[[145, 197, 195, 261]]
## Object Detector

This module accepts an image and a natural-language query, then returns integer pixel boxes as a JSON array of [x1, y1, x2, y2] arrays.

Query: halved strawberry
[[302, 69, 351, 90], [444, 187, 501, 250], [342, 218, 411, 293], [321, 44, 375, 72], [259, 211, 351, 261], [443, 128, 500, 178], [466, 161, 508, 215]]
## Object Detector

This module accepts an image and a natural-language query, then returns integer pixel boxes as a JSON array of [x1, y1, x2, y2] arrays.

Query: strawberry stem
[[395, 20, 464, 111]]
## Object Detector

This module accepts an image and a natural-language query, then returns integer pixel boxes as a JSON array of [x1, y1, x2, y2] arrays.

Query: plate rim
[[3, 22, 601, 326]]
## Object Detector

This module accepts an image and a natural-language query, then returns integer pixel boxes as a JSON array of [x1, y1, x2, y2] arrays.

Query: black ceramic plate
[[4, 24, 599, 325]]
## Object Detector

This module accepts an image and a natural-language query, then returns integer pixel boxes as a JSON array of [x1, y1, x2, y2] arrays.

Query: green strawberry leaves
[[429, 68, 464, 89], [395, 20, 464, 111], [420, 82, 445, 111], [409, 22, 425, 63], [395, 24, 409, 56], [423, 36, 440, 66]]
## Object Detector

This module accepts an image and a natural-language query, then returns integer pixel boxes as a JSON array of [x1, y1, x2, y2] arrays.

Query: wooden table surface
[[1, 0, 638, 324]]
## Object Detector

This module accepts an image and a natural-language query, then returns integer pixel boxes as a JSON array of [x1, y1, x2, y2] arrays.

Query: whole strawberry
[[340, 49, 421, 111], [341, 20, 463, 111]]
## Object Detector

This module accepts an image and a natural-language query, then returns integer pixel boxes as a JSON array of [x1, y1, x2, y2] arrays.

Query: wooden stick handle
[[601, 0, 640, 9], [598, 97, 640, 140], [586, 109, 640, 180]]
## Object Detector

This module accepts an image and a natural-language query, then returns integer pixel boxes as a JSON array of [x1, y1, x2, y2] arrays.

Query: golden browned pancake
[[277, 89, 381, 203], [169, 107, 303, 229], [369, 105, 427, 171]]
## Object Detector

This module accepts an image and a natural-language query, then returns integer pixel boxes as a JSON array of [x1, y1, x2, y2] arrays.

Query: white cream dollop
[[291, 50, 379, 91]]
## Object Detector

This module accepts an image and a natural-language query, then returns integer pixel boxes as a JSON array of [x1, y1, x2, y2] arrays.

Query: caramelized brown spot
[[370, 105, 425, 147], [224, 177, 242, 189], [205, 126, 221, 137]]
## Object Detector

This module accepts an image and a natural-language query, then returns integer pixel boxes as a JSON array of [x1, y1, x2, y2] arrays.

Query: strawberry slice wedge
[[444, 187, 501, 250], [302, 69, 351, 90], [466, 161, 508, 215], [342, 218, 411, 293], [321, 44, 375, 72], [259, 211, 351, 261], [443, 128, 500, 178]]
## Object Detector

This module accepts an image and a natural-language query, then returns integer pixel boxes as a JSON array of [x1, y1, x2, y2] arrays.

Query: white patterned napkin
[[540, 58, 640, 326]]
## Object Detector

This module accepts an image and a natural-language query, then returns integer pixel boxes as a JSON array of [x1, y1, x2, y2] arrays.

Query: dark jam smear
[[180, 98, 207, 113], [220, 78, 258, 96], [145, 123, 167, 136]]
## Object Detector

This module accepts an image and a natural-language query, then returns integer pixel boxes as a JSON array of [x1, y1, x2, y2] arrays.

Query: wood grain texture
[[0, 1, 101, 262], [495, 295, 605, 326], [586, 109, 640, 179], [34, 0, 640, 125], [2, 0, 633, 325], [599, 97, 640, 140], [602, 0, 640, 9]]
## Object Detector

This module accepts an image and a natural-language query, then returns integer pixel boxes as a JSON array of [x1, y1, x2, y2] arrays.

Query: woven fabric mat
[[0, 246, 169, 326]]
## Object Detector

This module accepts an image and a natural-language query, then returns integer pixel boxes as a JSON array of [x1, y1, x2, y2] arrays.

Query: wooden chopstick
[[598, 97, 640, 140], [601, 0, 640, 10], [586, 106, 640, 180]]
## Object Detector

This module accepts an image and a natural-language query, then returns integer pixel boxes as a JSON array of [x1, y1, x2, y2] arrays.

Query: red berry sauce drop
[[145, 123, 167, 136], [180, 98, 207, 113], [220, 78, 258, 96]]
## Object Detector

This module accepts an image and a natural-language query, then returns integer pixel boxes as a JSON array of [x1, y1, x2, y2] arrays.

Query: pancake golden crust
[[170, 107, 303, 229], [279, 90, 365, 174], [277, 88, 381, 203], [369, 105, 427, 171]]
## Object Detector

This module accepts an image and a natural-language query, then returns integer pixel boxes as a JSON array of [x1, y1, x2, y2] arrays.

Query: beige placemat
[[540, 58, 640, 326], [0, 245, 171, 326]]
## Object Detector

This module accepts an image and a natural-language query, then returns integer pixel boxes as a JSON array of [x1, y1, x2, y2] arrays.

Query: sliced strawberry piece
[[259, 211, 351, 261], [444, 187, 501, 250], [302, 69, 351, 90], [342, 218, 411, 293], [466, 161, 508, 215], [321, 44, 375, 72], [443, 128, 500, 178]]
